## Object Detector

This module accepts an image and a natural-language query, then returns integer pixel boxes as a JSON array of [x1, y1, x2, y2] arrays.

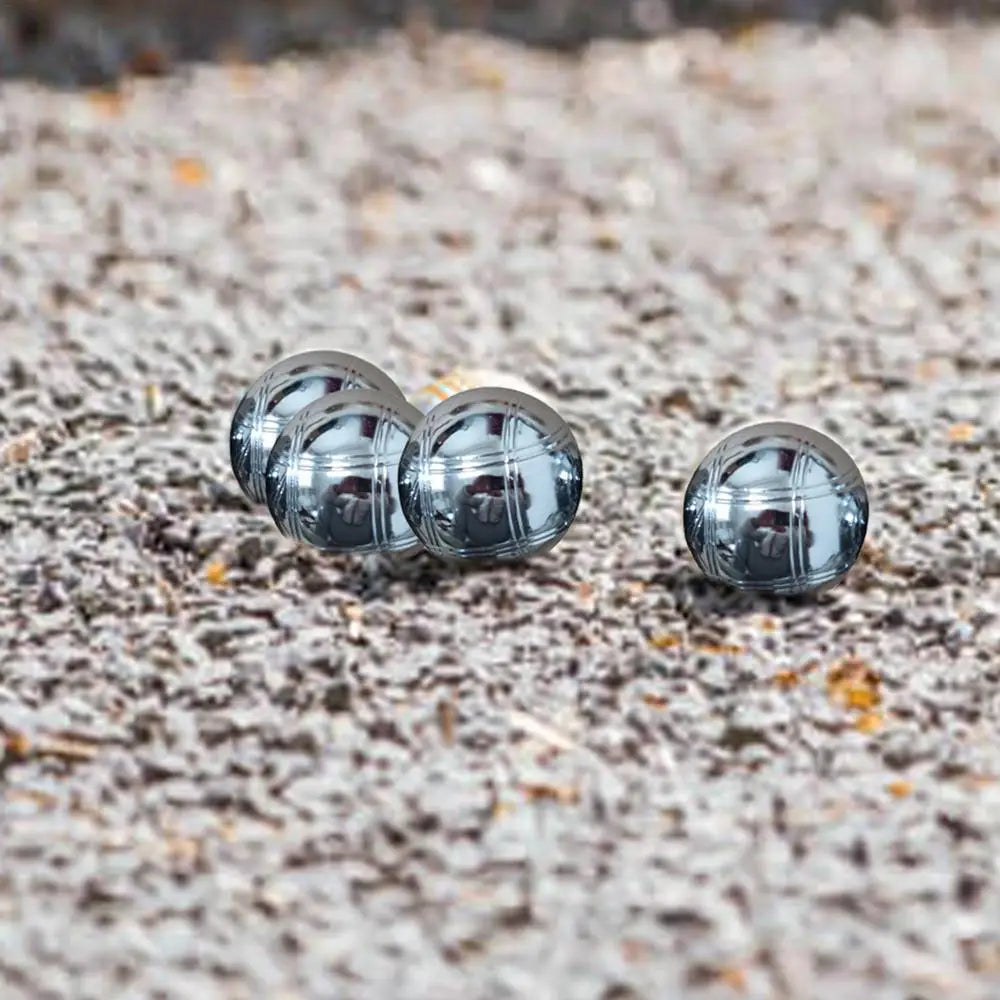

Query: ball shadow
[[650, 562, 841, 620], [341, 547, 504, 601]]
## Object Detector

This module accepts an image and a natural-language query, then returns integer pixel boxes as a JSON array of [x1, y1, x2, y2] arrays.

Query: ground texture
[[2, 22, 1000, 1000]]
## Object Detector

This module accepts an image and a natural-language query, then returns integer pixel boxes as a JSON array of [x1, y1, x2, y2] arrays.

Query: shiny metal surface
[[230, 351, 403, 504], [265, 390, 421, 554], [683, 421, 868, 595], [397, 387, 583, 561]]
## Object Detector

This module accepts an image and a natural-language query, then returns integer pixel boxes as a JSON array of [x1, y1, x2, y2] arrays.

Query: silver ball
[[683, 421, 869, 595], [397, 387, 583, 561], [230, 351, 403, 504], [265, 390, 422, 554]]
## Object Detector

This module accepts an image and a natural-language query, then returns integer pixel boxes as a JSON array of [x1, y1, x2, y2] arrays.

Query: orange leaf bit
[[772, 670, 800, 691], [649, 633, 683, 650], [695, 642, 746, 656], [521, 783, 579, 805], [87, 89, 125, 117], [173, 157, 209, 187], [718, 966, 748, 993], [827, 656, 882, 712], [4, 731, 31, 759], [854, 712, 884, 734]]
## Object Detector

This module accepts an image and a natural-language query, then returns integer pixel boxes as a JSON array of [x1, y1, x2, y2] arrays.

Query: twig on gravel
[[2, 729, 100, 765], [508, 709, 579, 753], [508, 708, 625, 795]]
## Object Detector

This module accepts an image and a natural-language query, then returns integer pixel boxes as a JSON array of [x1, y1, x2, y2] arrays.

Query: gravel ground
[[2, 21, 1000, 1000]]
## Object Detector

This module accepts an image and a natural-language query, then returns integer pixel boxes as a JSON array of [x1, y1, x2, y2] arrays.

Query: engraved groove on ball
[[229, 350, 404, 504], [398, 387, 583, 561], [683, 421, 869, 595], [265, 389, 421, 554]]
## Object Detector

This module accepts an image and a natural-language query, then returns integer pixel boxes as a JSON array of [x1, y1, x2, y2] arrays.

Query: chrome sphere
[[265, 390, 422, 554], [683, 421, 869, 595], [397, 387, 583, 561], [230, 351, 403, 504]]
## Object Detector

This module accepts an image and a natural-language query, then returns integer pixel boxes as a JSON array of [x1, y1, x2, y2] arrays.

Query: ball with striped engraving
[[397, 387, 583, 561], [683, 422, 868, 595], [230, 351, 404, 504], [265, 390, 422, 554]]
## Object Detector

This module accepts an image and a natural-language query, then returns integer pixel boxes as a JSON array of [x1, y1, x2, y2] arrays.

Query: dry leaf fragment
[[2, 431, 37, 464], [827, 656, 881, 711], [845, 686, 880, 711], [4, 731, 98, 762], [865, 197, 899, 230], [649, 633, 683, 650], [718, 966, 748, 992], [593, 227, 621, 252], [772, 670, 800, 691], [173, 157, 208, 187], [854, 711, 884, 734], [861, 543, 892, 571], [948, 422, 977, 443], [3, 731, 31, 759], [164, 835, 200, 863], [461, 54, 506, 91], [492, 800, 515, 820], [654, 388, 695, 414], [87, 89, 125, 117], [642, 692, 668, 709], [887, 780, 913, 798], [435, 229, 474, 250], [695, 642, 746, 656], [521, 782, 579, 805], [205, 561, 228, 586]]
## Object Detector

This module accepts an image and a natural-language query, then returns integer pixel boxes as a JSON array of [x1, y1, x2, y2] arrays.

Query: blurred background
[[0, 0, 990, 85], [4, 0, 1000, 997]]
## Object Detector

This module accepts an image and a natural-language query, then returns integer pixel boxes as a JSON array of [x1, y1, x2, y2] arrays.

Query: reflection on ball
[[265, 390, 422, 554], [230, 351, 403, 504], [683, 421, 869, 595], [397, 387, 583, 561]]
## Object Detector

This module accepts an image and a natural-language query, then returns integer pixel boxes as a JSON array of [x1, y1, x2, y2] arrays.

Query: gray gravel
[[2, 22, 1000, 1000]]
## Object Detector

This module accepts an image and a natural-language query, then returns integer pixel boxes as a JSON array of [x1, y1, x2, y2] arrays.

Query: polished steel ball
[[230, 351, 403, 504], [397, 387, 583, 561], [683, 421, 869, 595], [265, 390, 422, 554]]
